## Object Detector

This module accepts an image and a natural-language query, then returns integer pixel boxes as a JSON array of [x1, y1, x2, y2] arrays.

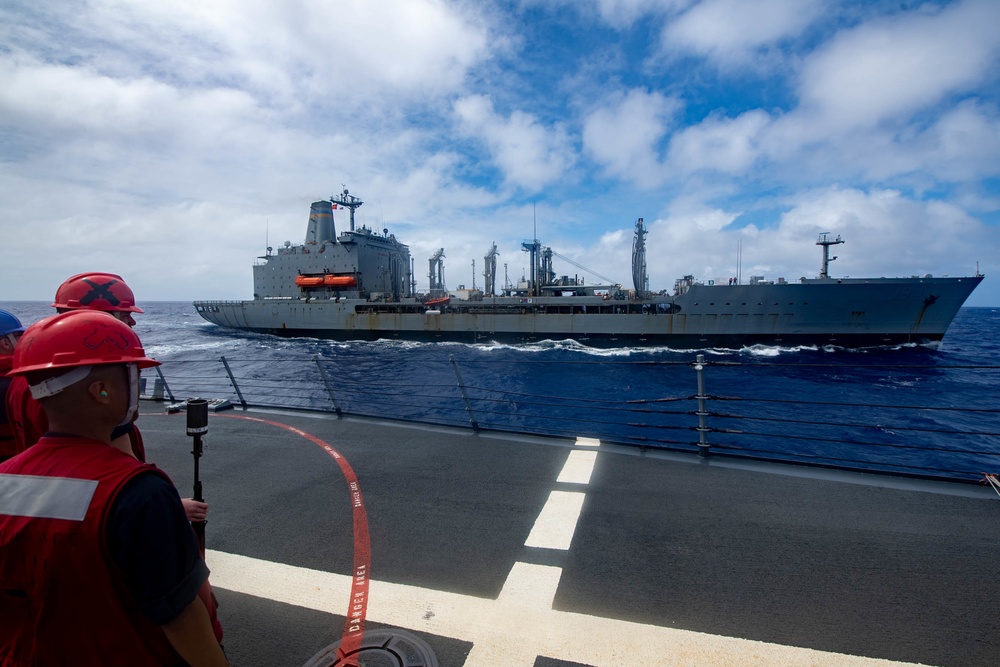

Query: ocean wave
[[736, 344, 820, 357], [146, 339, 239, 357]]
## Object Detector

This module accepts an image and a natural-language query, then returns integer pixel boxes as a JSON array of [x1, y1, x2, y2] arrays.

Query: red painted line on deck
[[216, 413, 371, 660]]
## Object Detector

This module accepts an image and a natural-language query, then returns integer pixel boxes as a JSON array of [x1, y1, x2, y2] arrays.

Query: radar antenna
[[331, 187, 364, 232], [816, 232, 844, 279]]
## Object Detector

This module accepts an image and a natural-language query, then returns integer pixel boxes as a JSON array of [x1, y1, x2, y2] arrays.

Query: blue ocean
[[3, 301, 999, 482]]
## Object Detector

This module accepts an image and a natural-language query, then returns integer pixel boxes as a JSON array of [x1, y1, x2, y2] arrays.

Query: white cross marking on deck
[[557, 449, 598, 484], [523, 490, 586, 551], [207, 549, 925, 667], [205, 432, 924, 666]]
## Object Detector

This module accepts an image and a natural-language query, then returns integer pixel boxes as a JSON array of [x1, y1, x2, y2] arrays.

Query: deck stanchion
[[152, 364, 176, 402], [220, 355, 248, 409], [314, 356, 343, 418], [450, 355, 479, 432], [694, 354, 711, 458]]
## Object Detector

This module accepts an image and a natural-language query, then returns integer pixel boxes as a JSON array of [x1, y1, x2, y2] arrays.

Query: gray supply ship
[[194, 190, 984, 347]]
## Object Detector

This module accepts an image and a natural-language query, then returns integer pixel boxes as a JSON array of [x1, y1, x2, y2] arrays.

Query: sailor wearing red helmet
[[8, 274, 193, 493], [0, 309, 25, 462], [52, 271, 144, 325], [5, 272, 146, 455], [0, 311, 227, 666]]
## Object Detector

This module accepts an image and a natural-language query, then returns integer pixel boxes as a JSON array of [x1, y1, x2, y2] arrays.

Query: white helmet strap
[[29, 365, 94, 399], [117, 364, 140, 428]]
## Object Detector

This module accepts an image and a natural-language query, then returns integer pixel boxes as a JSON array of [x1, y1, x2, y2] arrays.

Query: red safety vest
[[0, 437, 188, 666], [3, 375, 46, 456]]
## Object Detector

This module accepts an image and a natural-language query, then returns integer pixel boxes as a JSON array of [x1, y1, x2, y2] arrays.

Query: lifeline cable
[[217, 414, 372, 661], [984, 473, 1000, 498]]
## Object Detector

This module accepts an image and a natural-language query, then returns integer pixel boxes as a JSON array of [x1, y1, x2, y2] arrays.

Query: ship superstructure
[[253, 190, 412, 302], [195, 192, 983, 348]]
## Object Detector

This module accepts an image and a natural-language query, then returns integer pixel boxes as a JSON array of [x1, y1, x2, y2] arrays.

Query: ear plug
[[100, 390, 109, 397]]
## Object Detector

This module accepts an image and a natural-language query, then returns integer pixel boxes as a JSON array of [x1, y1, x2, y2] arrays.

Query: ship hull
[[195, 275, 983, 349]]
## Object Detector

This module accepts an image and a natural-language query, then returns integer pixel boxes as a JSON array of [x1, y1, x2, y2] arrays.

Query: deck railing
[[144, 355, 1000, 483]]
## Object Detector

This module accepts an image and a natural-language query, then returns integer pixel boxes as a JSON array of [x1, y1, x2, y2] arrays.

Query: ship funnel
[[306, 201, 336, 245]]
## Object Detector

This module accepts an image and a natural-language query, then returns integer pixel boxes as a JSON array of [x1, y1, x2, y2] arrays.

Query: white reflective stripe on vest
[[0, 474, 98, 521]]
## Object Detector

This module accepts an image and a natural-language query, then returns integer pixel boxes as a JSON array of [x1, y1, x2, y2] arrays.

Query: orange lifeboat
[[295, 276, 324, 287], [324, 275, 357, 287]]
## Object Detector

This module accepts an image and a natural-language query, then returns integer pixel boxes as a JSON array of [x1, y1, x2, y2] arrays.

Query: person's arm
[[161, 596, 229, 667]]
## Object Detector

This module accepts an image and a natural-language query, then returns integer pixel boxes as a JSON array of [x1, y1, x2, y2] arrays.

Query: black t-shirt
[[105, 471, 209, 626]]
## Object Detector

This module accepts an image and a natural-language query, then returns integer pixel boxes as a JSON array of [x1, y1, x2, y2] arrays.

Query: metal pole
[[449, 355, 479, 432], [186, 398, 209, 555], [694, 354, 710, 458], [220, 355, 248, 409], [314, 355, 343, 418]]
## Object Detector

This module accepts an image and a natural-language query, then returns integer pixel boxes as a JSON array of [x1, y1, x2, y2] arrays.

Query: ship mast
[[816, 233, 844, 279], [330, 187, 364, 231], [632, 217, 649, 299], [484, 243, 498, 296], [428, 248, 446, 295], [521, 239, 541, 296], [522, 203, 541, 296]]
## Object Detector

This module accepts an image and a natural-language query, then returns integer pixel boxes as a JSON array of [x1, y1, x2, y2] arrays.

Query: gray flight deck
[[138, 401, 1000, 667]]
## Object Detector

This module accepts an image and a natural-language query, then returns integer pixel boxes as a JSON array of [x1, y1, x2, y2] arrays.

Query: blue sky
[[2, 0, 998, 305]]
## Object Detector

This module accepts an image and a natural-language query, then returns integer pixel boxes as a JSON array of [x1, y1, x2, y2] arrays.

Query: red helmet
[[51, 272, 144, 313], [9, 310, 160, 377]]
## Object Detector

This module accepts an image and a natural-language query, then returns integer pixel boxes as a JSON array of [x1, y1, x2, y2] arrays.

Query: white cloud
[[667, 110, 771, 175], [923, 100, 1000, 182], [798, 0, 1000, 131], [0, 0, 997, 306], [660, 0, 825, 64], [658, 2, 1000, 186], [0, 0, 492, 124], [582, 89, 680, 186], [640, 186, 993, 292], [770, 187, 989, 278], [0, 0, 499, 204], [453, 95, 576, 192], [755, 97, 1000, 191], [0, 56, 261, 143]]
